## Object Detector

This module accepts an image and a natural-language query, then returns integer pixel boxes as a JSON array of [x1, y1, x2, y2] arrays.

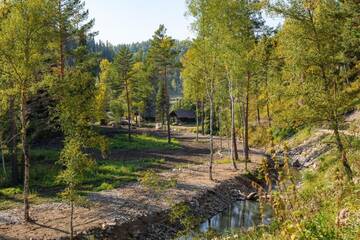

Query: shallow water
[[181, 200, 272, 239]]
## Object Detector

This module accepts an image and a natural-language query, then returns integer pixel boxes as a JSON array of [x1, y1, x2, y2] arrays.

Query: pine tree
[[147, 25, 177, 143], [113, 47, 134, 141]]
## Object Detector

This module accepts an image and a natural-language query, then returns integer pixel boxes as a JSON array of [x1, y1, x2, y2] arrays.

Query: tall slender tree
[[113, 47, 134, 141], [148, 25, 177, 143], [0, 0, 54, 221]]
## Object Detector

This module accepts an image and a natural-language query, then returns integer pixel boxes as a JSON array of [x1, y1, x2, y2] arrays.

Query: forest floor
[[0, 127, 267, 240]]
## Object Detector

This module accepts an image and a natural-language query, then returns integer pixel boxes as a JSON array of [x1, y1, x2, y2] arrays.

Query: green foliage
[[272, 127, 296, 142], [95, 59, 112, 123], [57, 138, 95, 203], [88, 158, 165, 190], [170, 202, 200, 238], [95, 182, 114, 191], [147, 25, 177, 123], [219, 147, 360, 240], [249, 126, 272, 147], [110, 134, 180, 150]]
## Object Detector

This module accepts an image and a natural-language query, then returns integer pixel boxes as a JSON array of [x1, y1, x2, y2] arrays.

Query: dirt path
[[0, 130, 266, 240]]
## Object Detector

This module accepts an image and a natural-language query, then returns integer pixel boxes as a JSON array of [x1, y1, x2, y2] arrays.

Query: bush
[[272, 127, 296, 141], [96, 182, 114, 191]]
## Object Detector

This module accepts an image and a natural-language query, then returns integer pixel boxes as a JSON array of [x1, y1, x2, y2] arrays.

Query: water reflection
[[199, 200, 272, 234], [181, 200, 272, 239]]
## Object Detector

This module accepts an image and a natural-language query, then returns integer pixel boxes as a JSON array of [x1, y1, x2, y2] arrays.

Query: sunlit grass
[[110, 133, 181, 150], [0, 144, 167, 210]]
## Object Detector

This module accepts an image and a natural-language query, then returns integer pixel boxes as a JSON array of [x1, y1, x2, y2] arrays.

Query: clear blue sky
[[84, 0, 194, 44], [84, 0, 282, 45]]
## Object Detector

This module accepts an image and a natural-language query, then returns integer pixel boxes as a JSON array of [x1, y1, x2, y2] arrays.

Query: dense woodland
[[0, 0, 359, 240]]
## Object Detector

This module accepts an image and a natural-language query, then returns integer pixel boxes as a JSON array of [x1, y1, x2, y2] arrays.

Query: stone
[[336, 208, 349, 226], [246, 192, 258, 200]]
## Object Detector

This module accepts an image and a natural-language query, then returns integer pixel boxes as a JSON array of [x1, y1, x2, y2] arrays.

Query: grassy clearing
[[110, 133, 181, 151], [83, 158, 166, 191], [0, 132, 179, 210], [0, 145, 166, 210]]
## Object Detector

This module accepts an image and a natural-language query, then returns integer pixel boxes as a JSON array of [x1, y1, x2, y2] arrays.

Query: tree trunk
[[201, 101, 205, 135], [164, 67, 171, 144], [196, 101, 199, 142], [21, 90, 30, 222], [9, 97, 18, 185], [218, 107, 222, 151], [230, 96, 238, 170], [59, 0, 65, 81], [1, 145, 6, 177], [333, 120, 353, 180], [243, 73, 250, 171], [238, 97, 245, 150], [209, 96, 214, 181], [125, 81, 131, 141], [70, 201, 74, 240], [256, 106, 261, 126], [266, 103, 271, 128]]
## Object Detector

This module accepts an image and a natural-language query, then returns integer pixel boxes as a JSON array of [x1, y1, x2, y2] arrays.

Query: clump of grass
[[85, 158, 166, 191], [139, 169, 177, 193], [110, 134, 181, 151], [95, 182, 114, 191], [215, 158, 232, 164]]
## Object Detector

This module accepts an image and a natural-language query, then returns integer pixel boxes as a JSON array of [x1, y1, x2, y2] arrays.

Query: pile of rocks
[[288, 132, 331, 169]]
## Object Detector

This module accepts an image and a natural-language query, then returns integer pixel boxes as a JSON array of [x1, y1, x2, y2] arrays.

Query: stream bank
[[77, 174, 263, 240]]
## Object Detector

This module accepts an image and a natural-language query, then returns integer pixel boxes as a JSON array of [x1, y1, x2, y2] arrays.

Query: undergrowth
[[217, 143, 360, 240]]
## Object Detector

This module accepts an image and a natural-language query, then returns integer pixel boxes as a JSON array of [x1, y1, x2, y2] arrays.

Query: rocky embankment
[[288, 132, 331, 169], [79, 175, 260, 240]]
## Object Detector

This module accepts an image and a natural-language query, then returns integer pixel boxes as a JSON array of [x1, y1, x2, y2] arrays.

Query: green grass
[[83, 158, 166, 191], [0, 187, 57, 210], [0, 132, 180, 210], [0, 155, 166, 210], [110, 133, 181, 151], [286, 126, 313, 148]]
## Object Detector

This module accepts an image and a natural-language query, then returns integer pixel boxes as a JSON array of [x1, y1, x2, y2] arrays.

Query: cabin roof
[[170, 109, 196, 119]]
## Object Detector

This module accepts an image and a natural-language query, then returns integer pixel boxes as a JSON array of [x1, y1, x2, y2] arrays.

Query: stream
[[181, 200, 273, 239]]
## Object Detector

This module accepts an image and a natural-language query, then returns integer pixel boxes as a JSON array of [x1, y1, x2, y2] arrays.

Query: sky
[[84, 0, 194, 45], [84, 0, 283, 45]]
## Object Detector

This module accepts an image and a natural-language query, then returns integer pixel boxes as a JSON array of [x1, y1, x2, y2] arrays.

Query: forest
[[0, 0, 359, 240]]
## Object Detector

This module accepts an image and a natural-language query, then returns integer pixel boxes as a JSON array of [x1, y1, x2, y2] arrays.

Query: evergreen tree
[[113, 47, 134, 141], [147, 25, 177, 143]]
